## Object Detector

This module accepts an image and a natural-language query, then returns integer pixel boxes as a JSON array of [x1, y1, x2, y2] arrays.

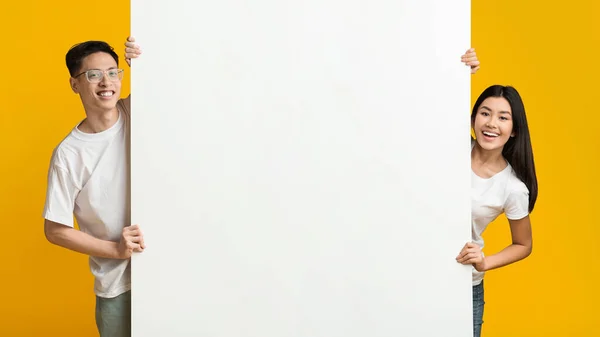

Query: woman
[[454, 65, 538, 336]]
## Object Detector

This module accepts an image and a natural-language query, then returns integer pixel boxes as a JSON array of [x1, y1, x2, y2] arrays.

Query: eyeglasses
[[73, 68, 124, 83]]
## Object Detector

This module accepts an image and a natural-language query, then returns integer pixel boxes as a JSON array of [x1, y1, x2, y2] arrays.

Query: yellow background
[[472, 1, 600, 337], [0, 1, 130, 336], [0, 1, 597, 336]]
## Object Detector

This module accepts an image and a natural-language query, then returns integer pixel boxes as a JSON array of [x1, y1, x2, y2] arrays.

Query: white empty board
[[131, 1, 472, 336]]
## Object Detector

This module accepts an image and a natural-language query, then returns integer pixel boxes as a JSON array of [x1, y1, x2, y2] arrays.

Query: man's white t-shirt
[[43, 97, 131, 298], [470, 139, 529, 286]]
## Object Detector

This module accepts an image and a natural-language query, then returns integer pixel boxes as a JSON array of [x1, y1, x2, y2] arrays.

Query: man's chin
[[97, 96, 119, 107], [81, 100, 119, 114]]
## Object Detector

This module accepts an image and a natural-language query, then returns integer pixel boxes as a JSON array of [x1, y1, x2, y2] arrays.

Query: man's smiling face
[[70, 52, 122, 114]]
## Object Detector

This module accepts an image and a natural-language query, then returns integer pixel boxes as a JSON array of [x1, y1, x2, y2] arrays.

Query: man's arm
[[124, 36, 141, 67], [45, 219, 144, 259], [120, 36, 140, 111]]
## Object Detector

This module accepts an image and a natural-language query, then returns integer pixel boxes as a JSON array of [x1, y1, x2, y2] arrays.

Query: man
[[43, 36, 143, 337]]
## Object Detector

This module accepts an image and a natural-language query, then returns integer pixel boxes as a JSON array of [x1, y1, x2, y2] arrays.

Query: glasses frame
[[73, 68, 124, 83]]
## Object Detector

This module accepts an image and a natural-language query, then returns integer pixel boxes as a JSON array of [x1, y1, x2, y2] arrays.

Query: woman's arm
[[457, 216, 532, 271], [475, 216, 533, 272], [461, 48, 480, 74]]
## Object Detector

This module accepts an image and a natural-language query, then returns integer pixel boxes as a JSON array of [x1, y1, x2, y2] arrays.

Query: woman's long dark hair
[[471, 85, 538, 213]]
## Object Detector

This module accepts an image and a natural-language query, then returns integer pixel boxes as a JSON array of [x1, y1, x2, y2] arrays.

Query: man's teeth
[[483, 131, 499, 137], [98, 91, 113, 97]]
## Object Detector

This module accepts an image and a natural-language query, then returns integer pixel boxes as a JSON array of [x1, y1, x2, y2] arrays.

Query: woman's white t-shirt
[[471, 140, 529, 285]]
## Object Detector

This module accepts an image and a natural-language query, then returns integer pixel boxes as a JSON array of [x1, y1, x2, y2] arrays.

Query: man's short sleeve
[[42, 152, 79, 227]]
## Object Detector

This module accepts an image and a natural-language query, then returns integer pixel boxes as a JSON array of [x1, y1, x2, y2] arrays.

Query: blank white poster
[[131, 1, 472, 336]]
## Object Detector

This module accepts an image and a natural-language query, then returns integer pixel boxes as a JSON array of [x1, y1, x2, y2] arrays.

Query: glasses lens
[[86, 70, 103, 83], [107, 69, 122, 80]]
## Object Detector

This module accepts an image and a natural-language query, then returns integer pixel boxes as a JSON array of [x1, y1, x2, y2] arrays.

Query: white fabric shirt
[[471, 140, 529, 285], [43, 97, 131, 298]]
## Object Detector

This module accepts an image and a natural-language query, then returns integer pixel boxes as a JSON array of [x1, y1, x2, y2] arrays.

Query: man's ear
[[70, 77, 79, 94]]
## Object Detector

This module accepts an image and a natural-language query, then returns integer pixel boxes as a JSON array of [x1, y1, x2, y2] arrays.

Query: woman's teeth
[[483, 131, 498, 137]]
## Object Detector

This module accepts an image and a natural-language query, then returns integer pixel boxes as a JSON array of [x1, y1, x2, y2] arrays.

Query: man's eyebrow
[[84, 67, 118, 71]]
